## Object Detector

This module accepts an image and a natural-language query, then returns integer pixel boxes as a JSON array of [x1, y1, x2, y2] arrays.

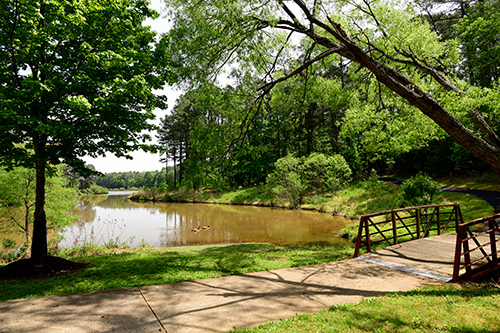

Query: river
[[58, 192, 351, 249]]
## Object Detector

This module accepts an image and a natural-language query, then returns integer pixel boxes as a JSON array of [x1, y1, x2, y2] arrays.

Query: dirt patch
[[0, 256, 89, 281]]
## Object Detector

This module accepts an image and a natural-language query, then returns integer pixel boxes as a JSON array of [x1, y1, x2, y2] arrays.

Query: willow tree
[[163, 0, 500, 175], [0, 0, 175, 263]]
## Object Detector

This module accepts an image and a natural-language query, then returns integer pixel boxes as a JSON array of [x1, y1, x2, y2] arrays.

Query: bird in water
[[200, 225, 210, 230], [191, 226, 200, 232]]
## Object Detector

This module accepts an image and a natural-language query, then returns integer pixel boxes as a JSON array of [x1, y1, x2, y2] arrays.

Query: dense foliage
[[0, 0, 175, 260], [156, 0, 500, 190], [266, 153, 352, 208], [401, 172, 442, 206], [95, 169, 169, 190], [0, 166, 79, 261]]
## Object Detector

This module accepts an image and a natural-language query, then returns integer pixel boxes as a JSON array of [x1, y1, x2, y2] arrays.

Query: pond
[[59, 192, 352, 249]]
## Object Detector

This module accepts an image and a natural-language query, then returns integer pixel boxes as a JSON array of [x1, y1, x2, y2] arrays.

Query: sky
[[82, 0, 181, 174]]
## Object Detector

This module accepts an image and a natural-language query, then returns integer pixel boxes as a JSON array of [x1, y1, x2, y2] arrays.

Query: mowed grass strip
[[233, 283, 500, 332], [0, 243, 353, 301]]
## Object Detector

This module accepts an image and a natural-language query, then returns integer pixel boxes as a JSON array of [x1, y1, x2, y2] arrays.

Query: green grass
[[132, 177, 495, 223], [305, 179, 404, 218], [441, 191, 494, 222], [437, 171, 500, 192], [336, 180, 493, 244], [0, 243, 353, 301], [232, 283, 500, 332]]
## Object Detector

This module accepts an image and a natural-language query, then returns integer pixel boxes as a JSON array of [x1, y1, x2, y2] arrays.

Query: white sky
[[83, 0, 182, 173]]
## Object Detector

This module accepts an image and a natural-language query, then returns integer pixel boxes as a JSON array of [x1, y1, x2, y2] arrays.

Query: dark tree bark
[[31, 160, 47, 262]]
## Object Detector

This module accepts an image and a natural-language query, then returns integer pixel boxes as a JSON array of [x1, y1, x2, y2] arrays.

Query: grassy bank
[[131, 178, 494, 229], [232, 283, 500, 332], [437, 171, 500, 192], [0, 243, 353, 301], [127, 178, 494, 259]]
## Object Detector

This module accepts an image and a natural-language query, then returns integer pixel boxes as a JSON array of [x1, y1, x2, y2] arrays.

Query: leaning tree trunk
[[31, 160, 48, 262], [274, 1, 500, 176]]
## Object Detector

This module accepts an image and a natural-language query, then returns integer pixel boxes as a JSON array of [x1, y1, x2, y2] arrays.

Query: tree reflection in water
[[60, 192, 351, 249]]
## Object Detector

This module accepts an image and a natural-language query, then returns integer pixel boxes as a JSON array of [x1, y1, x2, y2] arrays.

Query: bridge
[[354, 204, 500, 283]]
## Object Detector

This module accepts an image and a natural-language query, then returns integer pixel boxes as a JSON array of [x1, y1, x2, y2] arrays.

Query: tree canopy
[[0, 0, 176, 260], [162, 0, 500, 176]]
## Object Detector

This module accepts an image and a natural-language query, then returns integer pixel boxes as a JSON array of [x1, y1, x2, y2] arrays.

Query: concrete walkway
[[0, 234, 457, 333]]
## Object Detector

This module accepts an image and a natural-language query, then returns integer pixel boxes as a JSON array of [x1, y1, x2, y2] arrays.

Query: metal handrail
[[354, 203, 463, 257], [452, 214, 500, 282]]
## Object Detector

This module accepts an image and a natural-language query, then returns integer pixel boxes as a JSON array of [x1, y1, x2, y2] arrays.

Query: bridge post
[[437, 206, 441, 235], [453, 225, 464, 282], [416, 208, 421, 239], [489, 218, 498, 266], [365, 217, 371, 253], [354, 218, 364, 257], [391, 211, 397, 245]]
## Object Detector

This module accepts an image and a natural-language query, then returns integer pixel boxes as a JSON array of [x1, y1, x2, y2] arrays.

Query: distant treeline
[[95, 169, 173, 189]]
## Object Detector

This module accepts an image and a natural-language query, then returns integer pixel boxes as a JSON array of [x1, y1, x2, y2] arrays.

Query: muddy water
[[59, 192, 351, 248]]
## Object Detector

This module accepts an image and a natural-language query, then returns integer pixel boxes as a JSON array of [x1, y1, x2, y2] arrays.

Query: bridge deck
[[357, 233, 494, 282], [358, 234, 456, 282]]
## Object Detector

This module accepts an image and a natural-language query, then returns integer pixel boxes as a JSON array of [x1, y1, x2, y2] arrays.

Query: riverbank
[[130, 178, 494, 236], [2, 177, 499, 331]]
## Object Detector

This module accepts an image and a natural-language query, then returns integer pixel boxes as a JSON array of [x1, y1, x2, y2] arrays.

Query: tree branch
[[257, 47, 345, 93]]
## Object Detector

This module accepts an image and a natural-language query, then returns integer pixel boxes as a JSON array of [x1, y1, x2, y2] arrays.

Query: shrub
[[272, 172, 307, 208], [266, 155, 305, 208], [302, 153, 352, 194], [401, 172, 442, 206], [266, 153, 352, 207], [158, 182, 168, 193], [85, 185, 109, 195]]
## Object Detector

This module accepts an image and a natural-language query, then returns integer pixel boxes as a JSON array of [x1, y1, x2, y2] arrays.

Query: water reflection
[[59, 192, 351, 248]]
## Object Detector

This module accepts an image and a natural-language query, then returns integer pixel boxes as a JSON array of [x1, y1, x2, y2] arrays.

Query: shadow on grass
[[329, 284, 500, 332], [0, 243, 353, 301], [235, 283, 500, 332], [0, 250, 217, 301], [230, 186, 274, 205]]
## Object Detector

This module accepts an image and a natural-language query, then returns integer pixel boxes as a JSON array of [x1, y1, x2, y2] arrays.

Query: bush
[[266, 153, 352, 207], [83, 185, 109, 195], [266, 155, 305, 208], [157, 182, 168, 193], [302, 153, 352, 194], [272, 172, 307, 208], [401, 172, 442, 206]]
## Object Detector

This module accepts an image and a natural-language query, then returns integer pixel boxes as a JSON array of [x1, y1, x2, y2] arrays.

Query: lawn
[[232, 283, 500, 332], [0, 243, 353, 301]]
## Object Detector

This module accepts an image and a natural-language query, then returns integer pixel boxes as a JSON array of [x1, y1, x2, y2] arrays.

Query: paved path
[[378, 176, 500, 213], [440, 186, 500, 213], [0, 234, 456, 333]]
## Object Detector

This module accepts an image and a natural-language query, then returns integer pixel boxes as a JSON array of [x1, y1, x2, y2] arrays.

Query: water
[[59, 192, 351, 248]]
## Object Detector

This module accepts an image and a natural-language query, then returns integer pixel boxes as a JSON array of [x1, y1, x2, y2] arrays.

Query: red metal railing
[[452, 214, 500, 282], [354, 204, 463, 257]]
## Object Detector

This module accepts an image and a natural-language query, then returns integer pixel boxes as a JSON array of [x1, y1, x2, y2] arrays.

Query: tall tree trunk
[[24, 198, 30, 242], [173, 156, 177, 188], [31, 160, 48, 262]]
